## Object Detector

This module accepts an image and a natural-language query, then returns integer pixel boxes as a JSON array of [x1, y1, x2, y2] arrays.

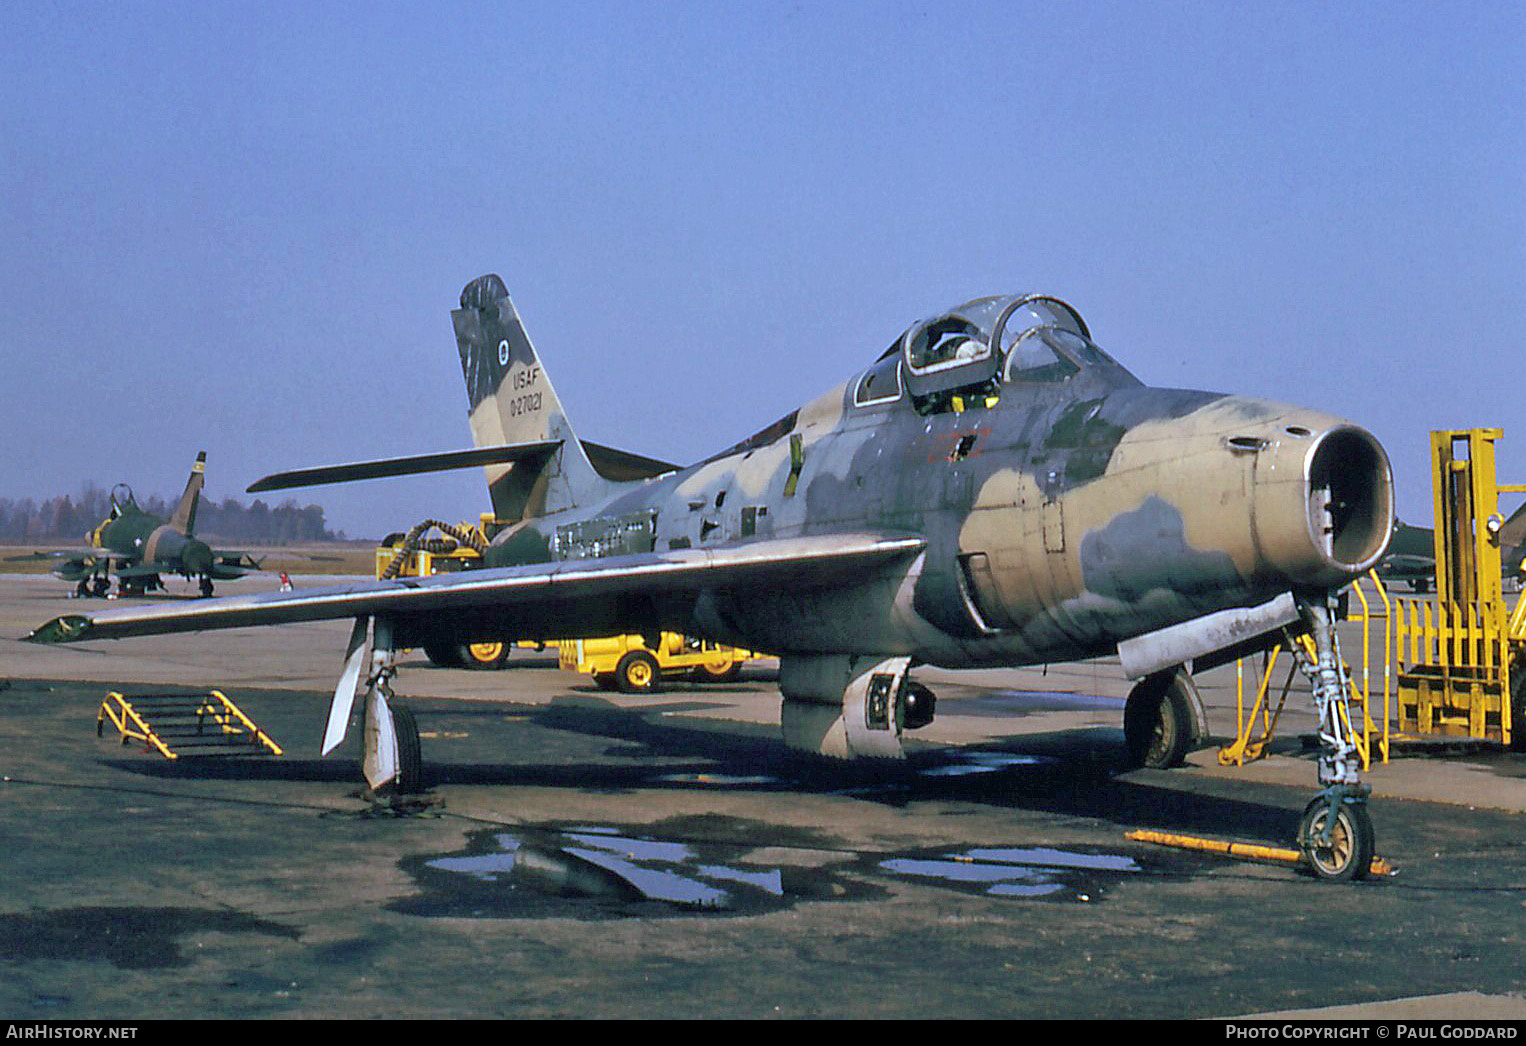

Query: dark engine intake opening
[[1307, 427, 1394, 572]]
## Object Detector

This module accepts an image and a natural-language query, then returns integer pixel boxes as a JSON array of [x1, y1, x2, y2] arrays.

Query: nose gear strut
[[1292, 593, 1376, 881]]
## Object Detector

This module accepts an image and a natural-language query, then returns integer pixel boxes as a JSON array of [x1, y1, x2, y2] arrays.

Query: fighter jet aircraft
[[25, 452, 262, 598], [28, 275, 1395, 880]]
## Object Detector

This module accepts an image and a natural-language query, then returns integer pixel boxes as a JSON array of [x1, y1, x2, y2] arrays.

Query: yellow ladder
[[98, 690, 283, 759]]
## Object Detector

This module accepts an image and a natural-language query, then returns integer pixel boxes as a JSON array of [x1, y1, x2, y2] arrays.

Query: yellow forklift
[[1392, 429, 1526, 748]]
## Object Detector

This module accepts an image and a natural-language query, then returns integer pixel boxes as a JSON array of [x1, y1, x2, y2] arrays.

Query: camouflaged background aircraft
[[1378, 502, 1526, 593], [17, 452, 261, 598], [28, 274, 1397, 880]]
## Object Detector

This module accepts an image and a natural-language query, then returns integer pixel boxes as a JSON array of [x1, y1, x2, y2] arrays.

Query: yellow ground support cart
[[375, 519, 759, 682], [559, 633, 759, 693], [374, 516, 495, 579], [374, 516, 540, 669]]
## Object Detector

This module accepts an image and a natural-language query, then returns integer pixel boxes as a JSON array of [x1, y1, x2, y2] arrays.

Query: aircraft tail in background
[[168, 451, 206, 536]]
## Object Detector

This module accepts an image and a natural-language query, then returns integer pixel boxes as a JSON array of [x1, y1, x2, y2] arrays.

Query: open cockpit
[[854, 294, 1138, 415]]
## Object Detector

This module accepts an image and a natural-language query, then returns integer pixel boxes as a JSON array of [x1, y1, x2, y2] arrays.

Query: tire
[[690, 661, 742, 684], [615, 650, 661, 694], [392, 704, 424, 796], [458, 641, 510, 670], [1299, 796, 1374, 882], [1124, 670, 1194, 769], [422, 643, 462, 668]]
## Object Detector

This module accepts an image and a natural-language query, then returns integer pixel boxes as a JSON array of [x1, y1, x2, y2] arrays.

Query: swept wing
[[26, 532, 925, 644]]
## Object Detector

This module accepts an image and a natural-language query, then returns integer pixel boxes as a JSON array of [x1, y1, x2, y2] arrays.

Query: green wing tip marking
[[23, 616, 93, 644]]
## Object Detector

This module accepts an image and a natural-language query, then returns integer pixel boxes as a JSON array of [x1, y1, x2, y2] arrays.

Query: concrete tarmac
[[3, 573, 1526, 1020]]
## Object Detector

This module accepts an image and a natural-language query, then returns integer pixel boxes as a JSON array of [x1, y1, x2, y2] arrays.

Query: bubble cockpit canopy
[[856, 294, 1133, 414], [109, 483, 137, 515]]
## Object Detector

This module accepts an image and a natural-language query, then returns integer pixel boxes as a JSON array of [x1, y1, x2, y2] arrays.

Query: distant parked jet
[[1378, 501, 1526, 592], [22, 453, 261, 598]]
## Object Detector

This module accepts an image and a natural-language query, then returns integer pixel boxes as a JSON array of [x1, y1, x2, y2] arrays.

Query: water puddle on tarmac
[[916, 751, 1054, 777], [880, 846, 1140, 899], [397, 823, 1148, 919]]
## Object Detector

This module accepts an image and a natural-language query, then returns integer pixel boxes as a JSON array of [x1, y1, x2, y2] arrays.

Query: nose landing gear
[[1294, 593, 1377, 881]]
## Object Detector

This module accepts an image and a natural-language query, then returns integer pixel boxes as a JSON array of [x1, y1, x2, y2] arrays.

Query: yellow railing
[[98, 692, 177, 759], [201, 689, 284, 756], [1223, 567, 1525, 765], [1221, 572, 1392, 769]]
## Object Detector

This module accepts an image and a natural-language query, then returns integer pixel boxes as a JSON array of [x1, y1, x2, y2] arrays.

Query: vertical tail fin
[[452, 274, 610, 521], [169, 451, 206, 535]]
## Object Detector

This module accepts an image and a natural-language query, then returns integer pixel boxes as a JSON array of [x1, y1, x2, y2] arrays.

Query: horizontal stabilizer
[[582, 441, 680, 482], [246, 441, 563, 493]]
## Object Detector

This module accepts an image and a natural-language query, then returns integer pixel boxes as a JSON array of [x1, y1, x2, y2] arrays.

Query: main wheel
[[1299, 797, 1374, 882], [392, 704, 424, 796], [422, 643, 462, 668], [1124, 670, 1195, 769], [458, 641, 510, 670], [615, 650, 661, 694]]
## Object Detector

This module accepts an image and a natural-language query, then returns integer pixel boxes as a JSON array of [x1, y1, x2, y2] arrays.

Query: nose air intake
[[1305, 426, 1393, 576]]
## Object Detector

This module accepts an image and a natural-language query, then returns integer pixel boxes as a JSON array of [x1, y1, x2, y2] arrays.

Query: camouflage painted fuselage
[[451, 292, 1393, 671], [52, 460, 251, 593], [77, 505, 217, 581]]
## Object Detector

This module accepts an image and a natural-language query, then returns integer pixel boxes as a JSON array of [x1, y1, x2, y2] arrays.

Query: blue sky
[[3, 2, 1522, 539]]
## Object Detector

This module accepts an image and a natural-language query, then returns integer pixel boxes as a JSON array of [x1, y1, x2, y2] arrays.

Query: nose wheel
[[1299, 787, 1375, 881]]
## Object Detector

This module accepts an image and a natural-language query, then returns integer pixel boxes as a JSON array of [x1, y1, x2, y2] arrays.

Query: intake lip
[[1303, 425, 1394, 575]]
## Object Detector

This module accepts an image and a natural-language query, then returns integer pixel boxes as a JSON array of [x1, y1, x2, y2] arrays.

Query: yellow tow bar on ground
[[1126, 829, 1393, 878]]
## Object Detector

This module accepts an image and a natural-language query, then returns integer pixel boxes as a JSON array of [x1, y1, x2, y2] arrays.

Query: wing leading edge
[[25, 532, 925, 644]]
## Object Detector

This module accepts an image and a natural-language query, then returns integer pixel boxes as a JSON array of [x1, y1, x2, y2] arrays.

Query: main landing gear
[[1123, 668, 1204, 769], [327, 616, 424, 802]]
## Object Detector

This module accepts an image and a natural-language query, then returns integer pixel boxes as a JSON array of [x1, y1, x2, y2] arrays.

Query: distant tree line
[[0, 484, 348, 544]]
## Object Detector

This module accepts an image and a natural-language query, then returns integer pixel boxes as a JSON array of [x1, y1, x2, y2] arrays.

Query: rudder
[[169, 451, 206, 536]]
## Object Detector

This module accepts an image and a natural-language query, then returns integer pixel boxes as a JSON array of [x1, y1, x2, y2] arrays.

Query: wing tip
[[23, 615, 95, 644]]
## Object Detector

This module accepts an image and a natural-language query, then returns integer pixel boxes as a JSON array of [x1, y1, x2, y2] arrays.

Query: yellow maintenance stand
[[98, 690, 283, 759], [1392, 429, 1526, 748]]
